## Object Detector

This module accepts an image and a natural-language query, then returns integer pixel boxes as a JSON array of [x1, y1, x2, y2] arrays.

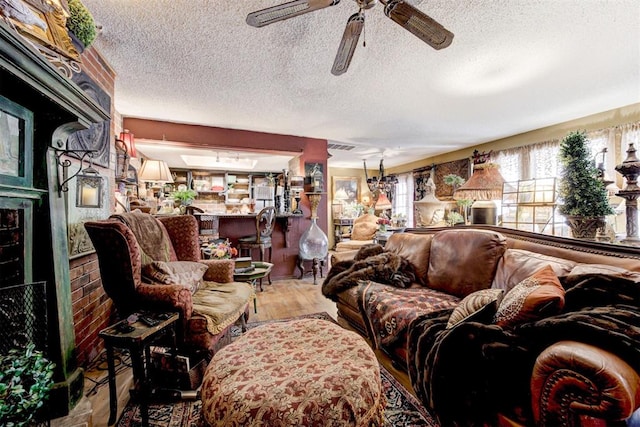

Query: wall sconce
[[119, 129, 136, 158], [50, 143, 100, 198], [76, 164, 103, 208]]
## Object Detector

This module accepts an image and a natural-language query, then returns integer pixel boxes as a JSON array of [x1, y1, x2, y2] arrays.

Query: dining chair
[[238, 206, 276, 285]]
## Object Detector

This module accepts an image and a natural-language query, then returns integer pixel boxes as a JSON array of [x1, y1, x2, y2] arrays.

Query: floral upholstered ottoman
[[201, 318, 385, 427]]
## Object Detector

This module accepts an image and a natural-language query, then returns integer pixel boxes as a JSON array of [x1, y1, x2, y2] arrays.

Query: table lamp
[[454, 154, 505, 225]]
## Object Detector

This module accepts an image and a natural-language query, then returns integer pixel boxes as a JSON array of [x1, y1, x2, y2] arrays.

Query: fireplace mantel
[[1, 21, 109, 418]]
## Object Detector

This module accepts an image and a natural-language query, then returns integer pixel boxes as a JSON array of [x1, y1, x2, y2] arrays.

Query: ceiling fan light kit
[[247, 0, 454, 75]]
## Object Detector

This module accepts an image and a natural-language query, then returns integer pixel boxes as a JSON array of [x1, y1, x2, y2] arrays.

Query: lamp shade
[[119, 129, 136, 157], [138, 159, 174, 183], [453, 163, 505, 201], [375, 193, 392, 210], [290, 176, 305, 191]]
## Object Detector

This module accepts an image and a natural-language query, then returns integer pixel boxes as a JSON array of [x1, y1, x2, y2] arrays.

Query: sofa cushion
[[427, 229, 507, 298], [493, 265, 565, 328], [447, 288, 504, 328], [142, 260, 208, 293], [385, 233, 432, 286], [492, 249, 576, 293]]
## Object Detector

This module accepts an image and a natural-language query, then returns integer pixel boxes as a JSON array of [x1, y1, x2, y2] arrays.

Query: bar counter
[[194, 212, 304, 279]]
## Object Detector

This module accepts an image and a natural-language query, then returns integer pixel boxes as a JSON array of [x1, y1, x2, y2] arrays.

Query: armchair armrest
[[199, 259, 235, 282], [137, 283, 193, 320], [531, 340, 640, 426]]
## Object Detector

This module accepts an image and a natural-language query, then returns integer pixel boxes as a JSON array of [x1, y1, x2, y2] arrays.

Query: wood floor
[[84, 276, 413, 427]]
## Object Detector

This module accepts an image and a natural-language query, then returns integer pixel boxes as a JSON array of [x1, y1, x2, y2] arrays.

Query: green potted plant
[[170, 187, 198, 213], [66, 0, 97, 51], [558, 130, 614, 239], [0, 344, 55, 427]]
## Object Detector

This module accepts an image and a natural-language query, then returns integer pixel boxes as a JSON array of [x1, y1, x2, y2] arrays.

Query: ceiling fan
[[246, 0, 454, 76]]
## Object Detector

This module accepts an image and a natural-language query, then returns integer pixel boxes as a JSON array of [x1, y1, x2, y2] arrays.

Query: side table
[[333, 218, 354, 244], [234, 261, 274, 312], [374, 227, 406, 246], [99, 312, 179, 426]]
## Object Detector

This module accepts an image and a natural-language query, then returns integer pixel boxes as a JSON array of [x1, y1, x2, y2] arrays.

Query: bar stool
[[238, 207, 276, 285]]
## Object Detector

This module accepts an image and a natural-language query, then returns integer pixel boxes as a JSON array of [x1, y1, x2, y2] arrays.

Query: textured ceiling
[[83, 0, 640, 170]]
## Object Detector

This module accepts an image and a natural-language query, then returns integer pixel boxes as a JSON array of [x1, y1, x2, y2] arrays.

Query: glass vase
[[299, 218, 328, 260]]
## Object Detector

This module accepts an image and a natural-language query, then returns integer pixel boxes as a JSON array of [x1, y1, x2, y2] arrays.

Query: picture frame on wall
[[332, 176, 359, 204], [0, 95, 33, 188]]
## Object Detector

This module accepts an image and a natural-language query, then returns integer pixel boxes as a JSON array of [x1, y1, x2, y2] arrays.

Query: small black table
[[234, 261, 273, 313], [99, 312, 179, 426]]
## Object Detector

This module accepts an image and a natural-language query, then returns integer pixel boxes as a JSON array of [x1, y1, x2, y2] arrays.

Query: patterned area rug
[[117, 313, 438, 427]]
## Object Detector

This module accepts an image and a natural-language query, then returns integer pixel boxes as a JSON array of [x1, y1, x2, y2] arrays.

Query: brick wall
[[70, 253, 113, 366], [69, 45, 117, 368]]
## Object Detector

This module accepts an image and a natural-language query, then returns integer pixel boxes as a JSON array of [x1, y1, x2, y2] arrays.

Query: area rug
[[117, 312, 438, 427]]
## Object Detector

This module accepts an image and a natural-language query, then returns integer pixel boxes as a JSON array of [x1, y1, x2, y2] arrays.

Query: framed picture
[[7, 0, 80, 61], [332, 176, 359, 204], [0, 95, 33, 187]]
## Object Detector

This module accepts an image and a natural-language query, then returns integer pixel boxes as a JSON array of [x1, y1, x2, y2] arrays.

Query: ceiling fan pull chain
[[363, 11, 367, 47]]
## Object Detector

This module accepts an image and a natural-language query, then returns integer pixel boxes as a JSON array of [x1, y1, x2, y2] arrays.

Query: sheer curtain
[[619, 123, 640, 163], [493, 139, 560, 183], [490, 123, 640, 237], [393, 173, 414, 226]]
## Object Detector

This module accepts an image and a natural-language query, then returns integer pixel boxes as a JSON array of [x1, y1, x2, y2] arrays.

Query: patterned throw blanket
[[358, 281, 459, 350], [111, 211, 173, 266], [406, 274, 640, 427], [322, 245, 458, 350]]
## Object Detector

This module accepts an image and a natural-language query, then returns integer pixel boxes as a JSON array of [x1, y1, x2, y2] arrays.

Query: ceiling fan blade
[[331, 12, 365, 76], [383, 0, 453, 50], [247, 0, 340, 27]]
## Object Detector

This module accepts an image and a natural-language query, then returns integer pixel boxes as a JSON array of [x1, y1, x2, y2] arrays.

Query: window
[[393, 173, 413, 226], [492, 123, 639, 238]]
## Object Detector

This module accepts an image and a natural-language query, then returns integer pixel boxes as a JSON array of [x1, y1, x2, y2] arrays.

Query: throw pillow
[[493, 265, 565, 328], [447, 288, 504, 328], [492, 249, 576, 294], [142, 261, 208, 293]]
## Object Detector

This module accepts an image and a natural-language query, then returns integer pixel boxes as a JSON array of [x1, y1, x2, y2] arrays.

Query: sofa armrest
[[199, 259, 235, 282], [137, 283, 193, 320], [331, 250, 359, 265], [531, 340, 640, 426]]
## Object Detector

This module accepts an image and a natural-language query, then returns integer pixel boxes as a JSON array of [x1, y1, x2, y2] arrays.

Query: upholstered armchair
[[335, 213, 380, 252], [85, 212, 253, 357]]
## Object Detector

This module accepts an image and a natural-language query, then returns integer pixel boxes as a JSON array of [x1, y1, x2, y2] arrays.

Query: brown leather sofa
[[328, 226, 640, 427]]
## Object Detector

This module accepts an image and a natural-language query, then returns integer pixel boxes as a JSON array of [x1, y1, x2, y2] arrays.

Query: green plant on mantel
[[66, 0, 97, 48], [558, 130, 613, 218], [0, 344, 55, 427]]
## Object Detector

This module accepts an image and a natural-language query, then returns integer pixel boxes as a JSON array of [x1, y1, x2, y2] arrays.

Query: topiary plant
[[0, 344, 55, 427], [66, 0, 97, 48], [558, 130, 613, 217]]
